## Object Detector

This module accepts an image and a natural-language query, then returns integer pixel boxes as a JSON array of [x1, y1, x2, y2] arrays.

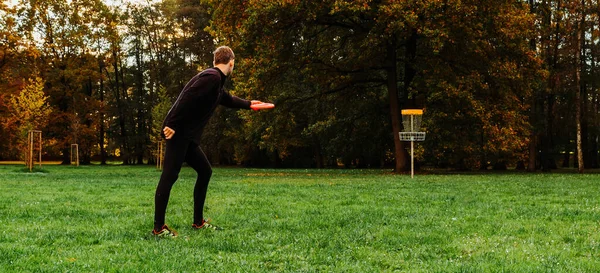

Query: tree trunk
[[594, 7, 600, 168], [581, 82, 589, 168], [590, 23, 599, 168], [313, 139, 323, 168], [99, 59, 107, 165], [539, 0, 562, 171], [592, 93, 600, 168], [112, 49, 129, 165], [82, 79, 93, 165], [527, 0, 540, 172], [579, 5, 590, 169], [528, 133, 537, 171], [60, 73, 70, 165], [543, 94, 555, 170], [575, 3, 584, 173], [135, 41, 145, 165], [386, 39, 407, 173]]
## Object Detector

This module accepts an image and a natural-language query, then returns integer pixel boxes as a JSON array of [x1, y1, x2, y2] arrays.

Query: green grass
[[1, 165, 599, 272]]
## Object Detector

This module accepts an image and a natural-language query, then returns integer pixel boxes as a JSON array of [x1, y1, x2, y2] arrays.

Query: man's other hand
[[163, 126, 175, 139]]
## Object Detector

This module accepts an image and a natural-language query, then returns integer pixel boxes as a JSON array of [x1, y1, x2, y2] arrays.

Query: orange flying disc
[[251, 103, 275, 110]]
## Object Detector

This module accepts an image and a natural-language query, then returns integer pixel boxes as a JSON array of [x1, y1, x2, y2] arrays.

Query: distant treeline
[[0, 0, 598, 172]]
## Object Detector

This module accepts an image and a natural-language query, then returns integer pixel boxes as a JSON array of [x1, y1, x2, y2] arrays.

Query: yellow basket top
[[401, 109, 423, 115]]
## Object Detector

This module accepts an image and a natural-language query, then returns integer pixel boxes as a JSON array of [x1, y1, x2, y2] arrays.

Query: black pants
[[154, 138, 212, 231]]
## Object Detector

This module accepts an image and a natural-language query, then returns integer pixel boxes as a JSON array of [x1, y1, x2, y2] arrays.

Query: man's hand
[[250, 100, 264, 111], [163, 126, 175, 139]]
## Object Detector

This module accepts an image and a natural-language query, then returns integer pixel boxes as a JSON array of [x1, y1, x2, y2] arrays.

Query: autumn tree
[[18, 0, 107, 164], [2, 0, 596, 170], [6, 77, 52, 160], [0, 1, 40, 159]]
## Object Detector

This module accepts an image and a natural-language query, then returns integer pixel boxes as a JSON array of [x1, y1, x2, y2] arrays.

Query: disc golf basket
[[398, 109, 426, 178]]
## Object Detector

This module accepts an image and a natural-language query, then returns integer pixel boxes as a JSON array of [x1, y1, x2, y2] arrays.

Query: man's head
[[213, 46, 235, 75]]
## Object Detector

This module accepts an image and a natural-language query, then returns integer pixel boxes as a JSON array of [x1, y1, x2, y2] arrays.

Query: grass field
[[1, 165, 599, 272]]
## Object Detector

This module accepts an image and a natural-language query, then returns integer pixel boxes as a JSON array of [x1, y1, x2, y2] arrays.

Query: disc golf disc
[[251, 103, 275, 110]]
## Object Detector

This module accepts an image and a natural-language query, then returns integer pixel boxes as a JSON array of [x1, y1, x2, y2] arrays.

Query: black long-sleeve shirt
[[162, 67, 251, 143]]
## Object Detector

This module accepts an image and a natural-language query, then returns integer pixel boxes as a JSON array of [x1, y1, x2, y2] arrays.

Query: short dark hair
[[213, 46, 235, 65]]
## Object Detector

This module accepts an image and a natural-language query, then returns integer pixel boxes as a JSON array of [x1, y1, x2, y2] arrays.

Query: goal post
[[156, 140, 164, 170], [71, 144, 79, 166], [26, 130, 42, 172]]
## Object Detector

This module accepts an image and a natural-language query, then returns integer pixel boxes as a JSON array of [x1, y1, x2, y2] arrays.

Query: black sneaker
[[153, 224, 178, 237], [192, 219, 223, 231]]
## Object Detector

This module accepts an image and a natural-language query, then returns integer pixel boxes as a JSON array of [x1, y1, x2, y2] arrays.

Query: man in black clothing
[[153, 46, 261, 237]]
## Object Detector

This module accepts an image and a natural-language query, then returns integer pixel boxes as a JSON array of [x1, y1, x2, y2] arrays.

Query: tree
[[574, 0, 585, 173], [114, 0, 214, 164], [20, 0, 107, 164], [0, 1, 40, 160], [7, 77, 52, 160], [208, 0, 542, 170], [2, 0, 596, 169]]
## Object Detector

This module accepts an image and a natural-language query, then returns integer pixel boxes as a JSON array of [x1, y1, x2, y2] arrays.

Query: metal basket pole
[[410, 115, 414, 178]]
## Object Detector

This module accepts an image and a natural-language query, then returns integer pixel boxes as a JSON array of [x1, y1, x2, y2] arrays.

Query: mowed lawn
[[1, 165, 599, 272]]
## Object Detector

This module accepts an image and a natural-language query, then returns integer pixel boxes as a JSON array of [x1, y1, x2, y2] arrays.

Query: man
[[153, 46, 262, 237]]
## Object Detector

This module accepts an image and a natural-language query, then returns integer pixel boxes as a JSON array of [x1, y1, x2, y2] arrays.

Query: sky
[[5, 0, 160, 8], [5, 0, 18, 8], [104, 0, 160, 6]]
